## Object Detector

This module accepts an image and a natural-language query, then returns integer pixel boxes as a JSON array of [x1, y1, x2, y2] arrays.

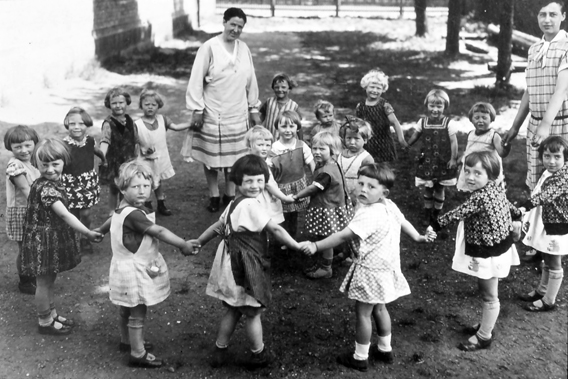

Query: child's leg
[[119, 306, 131, 344], [432, 183, 445, 217], [529, 253, 563, 310], [210, 305, 243, 368], [108, 183, 119, 214], [460, 277, 498, 351], [306, 247, 333, 279], [354, 302, 374, 358], [36, 273, 70, 334], [154, 185, 172, 216], [223, 168, 235, 198], [128, 304, 148, 357], [17, 241, 35, 294], [242, 307, 264, 352], [422, 186, 434, 225]]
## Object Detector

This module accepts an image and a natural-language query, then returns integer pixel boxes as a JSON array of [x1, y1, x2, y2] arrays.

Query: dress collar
[[63, 135, 87, 147]]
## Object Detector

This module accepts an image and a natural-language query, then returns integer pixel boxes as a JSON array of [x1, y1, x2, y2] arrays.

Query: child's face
[[250, 138, 272, 159], [237, 174, 265, 198], [11, 140, 35, 163], [365, 81, 384, 101], [464, 161, 489, 191], [67, 113, 88, 142], [344, 129, 366, 154], [38, 159, 64, 182], [121, 173, 152, 208], [471, 111, 491, 133], [312, 143, 331, 164], [277, 120, 297, 142], [110, 95, 127, 117], [427, 99, 445, 120], [356, 175, 388, 205], [542, 147, 566, 173], [316, 109, 335, 127], [273, 80, 290, 101], [141, 97, 159, 118]]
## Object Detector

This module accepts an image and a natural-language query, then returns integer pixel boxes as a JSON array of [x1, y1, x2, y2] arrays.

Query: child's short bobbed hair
[[224, 7, 247, 23], [271, 72, 297, 90], [63, 107, 94, 129], [245, 126, 273, 148], [104, 87, 132, 109], [115, 159, 155, 192], [3, 125, 40, 150], [360, 68, 389, 92], [358, 162, 396, 189], [275, 110, 302, 131], [424, 89, 450, 109], [468, 102, 496, 122], [32, 138, 71, 168], [313, 100, 334, 118], [139, 88, 164, 109], [312, 131, 342, 158], [464, 150, 501, 181], [538, 135, 568, 160], [339, 116, 372, 141], [229, 154, 269, 185]]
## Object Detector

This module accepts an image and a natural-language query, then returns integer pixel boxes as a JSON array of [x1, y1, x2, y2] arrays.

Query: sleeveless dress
[[109, 207, 170, 307], [414, 117, 457, 185], [5, 158, 40, 241], [356, 98, 396, 162], [338, 150, 372, 200], [62, 135, 100, 209], [206, 197, 272, 307], [135, 116, 175, 183], [20, 178, 81, 276], [99, 115, 138, 184], [456, 129, 504, 191]]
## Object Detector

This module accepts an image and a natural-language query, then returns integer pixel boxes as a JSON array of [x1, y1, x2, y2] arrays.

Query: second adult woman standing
[[185, 7, 260, 213]]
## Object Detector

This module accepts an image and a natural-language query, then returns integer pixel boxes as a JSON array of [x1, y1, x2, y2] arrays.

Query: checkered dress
[[340, 201, 411, 304], [109, 207, 170, 307], [5, 158, 40, 241], [525, 32, 568, 189]]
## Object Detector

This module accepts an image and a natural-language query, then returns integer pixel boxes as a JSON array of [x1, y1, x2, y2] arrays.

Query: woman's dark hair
[[104, 87, 132, 109], [538, 1, 565, 14], [538, 135, 568, 160], [464, 151, 501, 181], [223, 7, 247, 24], [230, 154, 269, 185], [357, 163, 395, 189]]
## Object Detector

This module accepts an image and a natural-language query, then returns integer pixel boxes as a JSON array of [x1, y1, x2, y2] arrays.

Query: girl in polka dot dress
[[300, 163, 435, 371], [293, 131, 353, 279]]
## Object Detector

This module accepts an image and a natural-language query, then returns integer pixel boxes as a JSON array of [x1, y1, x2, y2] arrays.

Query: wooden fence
[[217, 0, 449, 7]]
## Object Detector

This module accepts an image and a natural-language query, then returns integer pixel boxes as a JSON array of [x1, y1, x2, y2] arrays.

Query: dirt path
[[0, 15, 565, 379]]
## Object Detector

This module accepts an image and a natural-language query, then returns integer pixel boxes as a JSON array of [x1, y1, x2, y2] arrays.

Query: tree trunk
[[415, 0, 428, 37], [496, 0, 514, 87], [335, 0, 341, 17], [445, 0, 462, 57], [271, 0, 275, 17]]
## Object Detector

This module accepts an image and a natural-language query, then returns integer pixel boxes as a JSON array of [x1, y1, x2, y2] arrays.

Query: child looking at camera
[[259, 73, 300, 138], [308, 100, 340, 145]]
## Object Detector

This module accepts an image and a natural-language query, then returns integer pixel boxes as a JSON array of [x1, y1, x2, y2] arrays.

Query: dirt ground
[[0, 14, 566, 379]]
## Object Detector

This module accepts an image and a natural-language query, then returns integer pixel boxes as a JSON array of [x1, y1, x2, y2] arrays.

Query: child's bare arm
[[12, 175, 32, 199], [303, 228, 356, 255], [52, 201, 103, 241], [94, 146, 106, 164], [265, 181, 295, 203], [145, 224, 198, 255], [388, 113, 409, 148], [94, 217, 112, 235], [196, 220, 223, 247], [406, 129, 421, 147], [448, 133, 458, 169], [264, 220, 301, 250], [362, 154, 375, 166], [169, 122, 192, 131], [293, 183, 320, 200], [402, 219, 436, 242], [492, 133, 510, 158]]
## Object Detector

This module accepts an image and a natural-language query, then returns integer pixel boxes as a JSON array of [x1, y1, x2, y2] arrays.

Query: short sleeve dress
[[5, 157, 40, 241], [356, 98, 396, 162], [339, 200, 411, 304], [61, 135, 100, 209], [20, 178, 81, 276]]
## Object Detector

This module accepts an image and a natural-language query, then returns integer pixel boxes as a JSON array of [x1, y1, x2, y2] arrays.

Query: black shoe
[[222, 194, 235, 206], [210, 346, 229, 368], [336, 351, 368, 372], [128, 352, 162, 368], [38, 320, 72, 336], [518, 291, 544, 302], [461, 324, 497, 338], [524, 300, 556, 312], [370, 345, 394, 364], [243, 347, 274, 370], [521, 249, 542, 264], [458, 335, 492, 351], [207, 197, 221, 213], [157, 200, 172, 216], [144, 201, 153, 211]]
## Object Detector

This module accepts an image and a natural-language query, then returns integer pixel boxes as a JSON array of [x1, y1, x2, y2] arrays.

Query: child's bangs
[[9, 129, 37, 145]]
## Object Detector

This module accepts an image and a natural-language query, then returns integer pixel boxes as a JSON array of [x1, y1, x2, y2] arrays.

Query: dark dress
[[356, 98, 397, 162], [99, 115, 137, 184], [21, 178, 81, 276], [414, 117, 457, 182], [61, 136, 100, 209]]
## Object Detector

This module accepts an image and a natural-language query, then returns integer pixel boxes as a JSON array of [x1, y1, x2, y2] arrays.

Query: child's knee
[[127, 317, 144, 329], [240, 306, 263, 319]]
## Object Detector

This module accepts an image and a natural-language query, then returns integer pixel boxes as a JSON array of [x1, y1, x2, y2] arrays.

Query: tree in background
[[445, 0, 462, 56], [415, 0, 428, 37], [495, 0, 514, 87]]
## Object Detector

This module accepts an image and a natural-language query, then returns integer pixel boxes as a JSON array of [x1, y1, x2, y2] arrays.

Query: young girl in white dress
[[431, 151, 522, 352], [518, 136, 568, 312], [135, 89, 190, 215], [300, 163, 435, 371]]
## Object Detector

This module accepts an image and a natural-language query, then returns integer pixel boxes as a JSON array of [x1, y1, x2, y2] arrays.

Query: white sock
[[353, 342, 370, 361], [536, 265, 550, 295], [377, 334, 392, 352], [478, 301, 499, 340], [543, 269, 564, 305]]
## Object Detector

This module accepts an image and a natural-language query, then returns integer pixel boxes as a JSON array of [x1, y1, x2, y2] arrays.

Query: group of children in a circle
[[3, 67, 566, 371]]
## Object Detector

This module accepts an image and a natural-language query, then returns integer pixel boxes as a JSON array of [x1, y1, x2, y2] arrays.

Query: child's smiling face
[[273, 80, 290, 101], [356, 175, 388, 205], [542, 147, 566, 173], [471, 111, 491, 133], [66, 113, 88, 142], [365, 81, 384, 101], [277, 119, 297, 142], [11, 140, 35, 163], [238, 174, 265, 198], [38, 159, 64, 182], [110, 95, 127, 118], [121, 173, 152, 208], [427, 98, 445, 120]]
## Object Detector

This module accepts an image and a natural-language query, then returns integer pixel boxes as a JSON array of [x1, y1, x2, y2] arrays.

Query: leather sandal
[[128, 351, 162, 368], [458, 335, 492, 351], [524, 300, 556, 312], [518, 291, 544, 302], [461, 324, 497, 338], [53, 314, 75, 327], [207, 197, 220, 213], [38, 320, 72, 336], [119, 341, 154, 352]]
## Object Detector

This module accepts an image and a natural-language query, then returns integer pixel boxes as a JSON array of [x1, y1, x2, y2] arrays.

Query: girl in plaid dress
[[300, 163, 435, 371], [4, 125, 40, 294], [259, 73, 300, 138], [94, 160, 198, 368]]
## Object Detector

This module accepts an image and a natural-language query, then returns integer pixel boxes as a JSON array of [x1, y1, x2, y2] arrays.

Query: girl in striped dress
[[94, 160, 198, 368], [259, 73, 300, 138]]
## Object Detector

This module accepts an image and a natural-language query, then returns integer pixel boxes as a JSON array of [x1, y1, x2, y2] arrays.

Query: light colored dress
[[109, 207, 170, 307], [340, 200, 411, 304], [260, 97, 299, 137], [5, 157, 40, 241], [525, 30, 568, 189], [338, 150, 372, 200], [456, 129, 504, 191], [135, 115, 175, 186], [185, 35, 260, 169]]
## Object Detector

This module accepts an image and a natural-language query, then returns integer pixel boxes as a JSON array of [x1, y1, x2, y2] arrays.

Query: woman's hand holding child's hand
[[299, 241, 317, 256]]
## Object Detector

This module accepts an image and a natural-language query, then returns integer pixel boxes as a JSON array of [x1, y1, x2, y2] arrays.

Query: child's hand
[[399, 139, 409, 149], [299, 241, 317, 255], [518, 207, 526, 214], [424, 226, 437, 242], [181, 240, 201, 256], [447, 158, 457, 170], [87, 230, 105, 243], [191, 113, 204, 131], [282, 195, 295, 204]]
